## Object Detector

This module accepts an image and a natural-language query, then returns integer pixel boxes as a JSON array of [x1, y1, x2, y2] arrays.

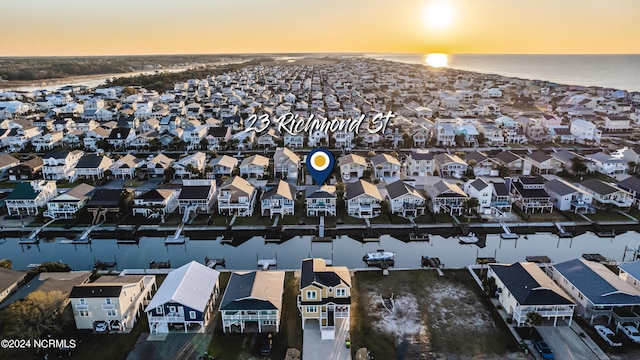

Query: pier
[[165, 225, 187, 244], [257, 253, 277, 270], [555, 222, 573, 238], [205, 257, 226, 269], [500, 222, 519, 239]]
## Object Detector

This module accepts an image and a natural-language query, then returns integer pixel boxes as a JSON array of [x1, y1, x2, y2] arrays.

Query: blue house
[[145, 261, 220, 334]]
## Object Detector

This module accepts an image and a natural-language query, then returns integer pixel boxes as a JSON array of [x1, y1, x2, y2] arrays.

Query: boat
[[458, 232, 479, 244], [363, 250, 394, 262]]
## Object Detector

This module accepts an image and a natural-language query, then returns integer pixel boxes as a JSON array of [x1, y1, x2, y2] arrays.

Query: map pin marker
[[306, 148, 335, 185]]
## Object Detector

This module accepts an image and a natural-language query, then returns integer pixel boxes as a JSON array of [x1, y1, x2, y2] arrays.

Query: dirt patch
[[352, 270, 526, 360]]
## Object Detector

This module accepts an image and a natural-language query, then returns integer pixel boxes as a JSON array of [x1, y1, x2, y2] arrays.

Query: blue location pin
[[306, 148, 335, 185]]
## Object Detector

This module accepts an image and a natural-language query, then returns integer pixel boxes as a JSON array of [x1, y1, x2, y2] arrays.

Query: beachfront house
[[305, 185, 337, 217], [385, 180, 426, 218], [298, 258, 351, 340], [552, 258, 640, 324], [424, 180, 467, 216], [217, 176, 257, 217], [488, 262, 575, 327], [338, 154, 368, 183], [345, 180, 383, 218], [145, 261, 220, 334], [261, 180, 297, 218], [509, 176, 554, 214], [4, 180, 58, 216], [70, 275, 156, 333], [219, 271, 285, 333], [44, 183, 95, 219]]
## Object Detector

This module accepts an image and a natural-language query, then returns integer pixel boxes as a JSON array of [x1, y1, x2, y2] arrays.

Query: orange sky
[[1, 0, 639, 56]]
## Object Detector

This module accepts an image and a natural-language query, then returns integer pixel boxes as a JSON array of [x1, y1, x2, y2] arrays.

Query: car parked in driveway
[[94, 321, 108, 333], [619, 323, 640, 343], [534, 340, 555, 360], [595, 325, 622, 347]]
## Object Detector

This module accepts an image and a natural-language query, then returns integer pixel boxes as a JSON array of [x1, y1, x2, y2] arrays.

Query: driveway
[[536, 325, 606, 360], [126, 332, 212, 360], [302, 319, 352, 360]]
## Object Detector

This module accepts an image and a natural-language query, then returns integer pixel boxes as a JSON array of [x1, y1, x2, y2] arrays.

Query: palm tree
[[463, 197, 480, 216]]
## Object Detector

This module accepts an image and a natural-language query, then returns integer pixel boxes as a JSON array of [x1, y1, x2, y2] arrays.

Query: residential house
[[219, 271, 285, 333], [109, 154, 145, 179], [86, 189, 130, 225], [178, 179, 217, 215], [146, 262, 220, 334], [406, 150, 434, 177], [525, 151, 561, 175], [491, 182, 512, 214], [42, 150, 83, 181], [298, 258, 351, 340], [584, 152, 627, 176], [488, 262, 575, 327], [577, 178, 633, 209], [208, 155, 238, 178], [147, 154, 175, 178], [305, 185, 337, 217], [370, 154, 401, 181], [174, 152, 207, 179], [4, 180, 57, 216], [338, 154, 368, 183], [44, 183, 95, 219], [284, 133, 305, 149], [552, 258, 640, 323], [182, 125, 208, 150], [31, 131, 63, 151], [106, 128, 136, 149], [74, 154, 113, 180], [618, 260, 640, 293], [425, 180, 467, 215], [70, 275, 156, 333], [217, 176, 257, 217], [261, 180, 297, 218], [82, 127, 110, 151], [552, 127, 575, 144], [205, 126, 231, 150], [617, 176, 640, 208], [385, 180, 426, 217], [434, 153, 467, 178], [240, 155, 269, 179], [463, 178, 493, 214], [544, 179, 594, 213], [274, 147, 300, 181], [0, 271, 91, 312], [494, 151, 527, 175], [435, 123, 455, 147], [465, 151, 497, 177], [345, 180, 383, 218], [570, 119, 601, 144], [509, 176, 554, 213], [7, 157, 43, 181], [132, 189, 179, 220], [0, 154, 20, 180], [478, 123, 505, 146], [602, 115, 632, 133], [0, 268, 27, 303]]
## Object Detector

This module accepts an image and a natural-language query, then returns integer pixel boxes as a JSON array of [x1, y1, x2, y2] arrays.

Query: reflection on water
[[2, 232, 639, 271]]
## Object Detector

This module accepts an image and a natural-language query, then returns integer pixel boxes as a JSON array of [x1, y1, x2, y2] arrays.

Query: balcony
[[224, 314, 278, 321], [101, 304, 116, 311], [74, 304, 89, 311], [148, 315, 186, 323]]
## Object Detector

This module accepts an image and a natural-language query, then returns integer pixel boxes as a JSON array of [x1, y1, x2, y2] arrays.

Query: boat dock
[[409, 232, 430, 241], [117, 238, 139, 244], [525, 255, 552, 264], [60, 238, 91, 245], [149, 260, 171, 269], [554, 223, 573, 238], [257, 253, 277, 270], [165, 224, 186, 244], [94, 257, 117, 270], [205, 257, 226, 269], [362, 236, 380, 242], [19, 238, 39, 245], [421, 256, 444, 276], [500, 222, 519, 239]]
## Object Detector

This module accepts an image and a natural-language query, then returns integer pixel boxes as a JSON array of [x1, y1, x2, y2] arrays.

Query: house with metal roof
[[509, 176, 553, 214], [44, 183, 95, 219], [298, 258, 351, 340], [74, 154, 113, 180], [4, 180, 58, 216], [424, 180, 467, 216], [261, 180, 297, 218], [385, 180, 425, 218], [619, 260, 640, 293], [488, 262, 575, 326], [617, 176, 640, 208], [338, 154, 368, 183], [178, 179, 217, 215], [145, 261, 220, 334], [305, 185, 337, 217], [345, 180, 383, 218], [219, 271, 285, 333], [70, 275, 156, 333], [217, 176, 257, 217], [552, 258, 640, 324]]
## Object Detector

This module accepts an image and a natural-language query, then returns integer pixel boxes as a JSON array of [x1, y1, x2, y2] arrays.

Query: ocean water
[[366, 53, 640, 92]]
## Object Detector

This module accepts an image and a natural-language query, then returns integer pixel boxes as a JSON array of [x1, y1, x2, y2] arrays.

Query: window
[[156, 306, 163, 314], [189, 311, 196, 319], [336, 288, 347, 297], [79, 310, 89, 317], [105, 298, 112, 305], [79, 298, 86, 305], [169, 306, 176, 314], [306, 306, 317, 313], [306, 290, 317, 300], [107, 310, 117, 317]]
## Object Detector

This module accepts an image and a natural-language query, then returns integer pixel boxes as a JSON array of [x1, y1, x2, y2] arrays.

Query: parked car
[[619, 323, 640, 343], [534, 340, 554, 360], [94, 321, 108, 333], [260, 333, 272, 356], [595, 325, 622, 347]]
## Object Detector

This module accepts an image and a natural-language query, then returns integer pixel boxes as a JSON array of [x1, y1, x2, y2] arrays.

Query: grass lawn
[[520, 212, 568, 222], [335, 206, 365, 225], [558, 210, 589, 222], [208, 214, 232, 226], [232, 214, 275, 226], [413, 214, 435, 224], [351, 270, 517, 359], [206, 272, 302, 360], [369, 213, 411, 224], [432, 213, 456, 224], [586, 211, 634, 222], [123, 179, 145, 188]]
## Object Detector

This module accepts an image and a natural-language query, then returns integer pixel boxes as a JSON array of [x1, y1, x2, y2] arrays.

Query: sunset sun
[[424, 0, 455, 30]]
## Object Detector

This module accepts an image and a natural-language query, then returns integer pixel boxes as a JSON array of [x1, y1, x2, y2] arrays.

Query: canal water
[[2, 231, 640, 271]]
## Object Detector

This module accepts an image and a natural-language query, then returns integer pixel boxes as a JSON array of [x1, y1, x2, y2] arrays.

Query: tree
[[463, 197, 480, 215], [199, 138, 209, 150], [628, 161, 637, 175], [0, 259, 11, 269], [103, 169, 114, 180], [335, 182, 346, 199], [526, 311, 543, 327], [380, 200, 390, 215], [0, 290, 71, 339], [497, 164, 509, 178], [476, 133, 487, 146], [36, 261, 71, 272], [163, 167, 176, 181], [570, 157, 588, 175], [402, 133, 414, 148], [455, 134, 466, 147], [367, 150, 376, 158]]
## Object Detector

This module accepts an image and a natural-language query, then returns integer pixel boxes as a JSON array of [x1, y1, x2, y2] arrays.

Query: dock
[[596, 230, 616, 238], [264, 237, 282, 243], [94, 258, 117, 270], [60, 238, 91, 245], [19, 238, 40, 245], [149, 260, 171, 269], [26, 263, 41, 269], [554, 222, 573, 238], [500, 222, 519, 239], [257, 253, 277, 270], [476, 257, 497, 265], [582, 253, 610, 263], [117, 238, 139, 244], [409, 232, 430, 241], [205, 257, 226, 269], [525, 255, 551, 263], [362, 236, 380, 242], [220, 236, 234, 244], [311, 236, 333, 242], [165, 224, 186, 244]]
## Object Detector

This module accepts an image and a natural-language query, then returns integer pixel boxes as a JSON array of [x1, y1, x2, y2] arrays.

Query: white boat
[[363, 250, 394, 261], [458, 232, 479, 244]]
